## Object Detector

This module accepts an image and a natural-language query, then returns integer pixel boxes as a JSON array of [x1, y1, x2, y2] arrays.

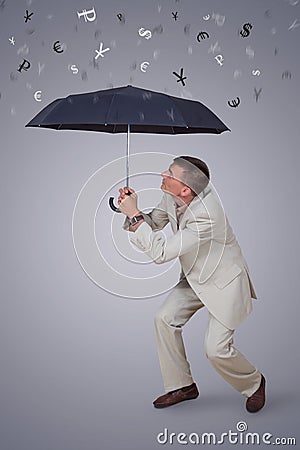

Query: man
[[118, 156, 265, 413]]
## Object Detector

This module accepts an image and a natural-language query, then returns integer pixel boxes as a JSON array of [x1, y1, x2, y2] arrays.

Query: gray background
[[1, 0, 300, 449]]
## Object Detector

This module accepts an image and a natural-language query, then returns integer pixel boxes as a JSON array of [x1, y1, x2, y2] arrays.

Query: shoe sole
[[153, 393, 199, 409]]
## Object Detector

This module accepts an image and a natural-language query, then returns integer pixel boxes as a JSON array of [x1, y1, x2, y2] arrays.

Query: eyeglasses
[[162, 168, 175, 178]]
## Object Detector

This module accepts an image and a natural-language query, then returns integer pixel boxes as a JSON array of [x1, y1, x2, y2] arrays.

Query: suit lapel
[[165, 193, 178, 233], [178, 185, 212, 229], [164, 185, 212, 232]]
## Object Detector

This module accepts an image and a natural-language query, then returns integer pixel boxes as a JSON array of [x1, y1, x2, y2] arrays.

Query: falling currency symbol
[[254, 88, 262, 102], [10, 72, 18, 81], [264, 10, 271, 19], [17, 58, 31, 72], [152, 24, 163, 34], [34, 90, 42, 102], [142, 92, 152, 101], [138, 27, 152, 40], [17, 43, 29, 55], [184, 24, 191, 35], [71, 64, 79, 74], [282, 71, 291, 79], [117, 13, 125, 23], [246, 46, 254, 58], [140, 61, 150, 72], [240, 23, 252, 38], [228, 97, 240, 108], [212, 13, 226, 26], [68, 64, 79, 74], [81, 70, 88, 81], [215, 54, 224, 66], [252, 69, 260, 76], [197, 31, 210, 42], [77, 7, 97, 22], [233, 70, 242, 79], [153, 49, 160, 60], [53, 40, 64, 53]]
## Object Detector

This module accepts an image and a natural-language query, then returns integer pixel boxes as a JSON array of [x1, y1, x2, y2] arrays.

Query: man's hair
[[173, 156, 210, 196]]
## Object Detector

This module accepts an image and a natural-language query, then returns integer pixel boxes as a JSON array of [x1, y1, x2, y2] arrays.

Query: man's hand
[[118, 187, 140, 218]]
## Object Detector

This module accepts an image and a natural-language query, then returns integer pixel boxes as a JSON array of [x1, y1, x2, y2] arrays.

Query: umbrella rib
[[105, 93, 117, 125], [170, 100, 189, 130]]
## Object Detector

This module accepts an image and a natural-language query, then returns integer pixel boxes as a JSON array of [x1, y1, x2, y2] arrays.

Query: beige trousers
[[154, 277, 261, 397]]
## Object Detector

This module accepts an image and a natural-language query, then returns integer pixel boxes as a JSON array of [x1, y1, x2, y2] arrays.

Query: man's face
[[160, 163, 186, 197]]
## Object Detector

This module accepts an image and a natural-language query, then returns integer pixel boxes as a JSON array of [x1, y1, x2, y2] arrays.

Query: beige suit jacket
[[123, 184, 257, 330]]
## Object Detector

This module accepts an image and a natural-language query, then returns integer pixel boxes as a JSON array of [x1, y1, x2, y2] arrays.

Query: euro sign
[[197, 31, 209, 42], [53, 41, 64, 53]]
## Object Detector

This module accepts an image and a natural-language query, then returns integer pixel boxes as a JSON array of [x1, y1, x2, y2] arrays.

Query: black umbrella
[[26, 85, 230, 212]]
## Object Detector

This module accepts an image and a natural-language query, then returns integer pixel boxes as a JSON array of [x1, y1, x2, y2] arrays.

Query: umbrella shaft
[[126, 124, 130, 186]]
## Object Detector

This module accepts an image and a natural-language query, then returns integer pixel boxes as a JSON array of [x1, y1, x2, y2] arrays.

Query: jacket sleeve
[[129, 215, 213, 264], [122, 194, 170, 231]]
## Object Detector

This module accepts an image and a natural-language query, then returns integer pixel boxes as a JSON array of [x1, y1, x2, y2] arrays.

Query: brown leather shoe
[[246, 374, 266, 413], [153, 383, 199, 408]]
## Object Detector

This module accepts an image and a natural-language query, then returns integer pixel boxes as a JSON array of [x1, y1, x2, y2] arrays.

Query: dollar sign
[[240, 23, 252, 38], [70, 64, 79, 74], [138, 27, 152, 40], [252, 69, 260, 76]]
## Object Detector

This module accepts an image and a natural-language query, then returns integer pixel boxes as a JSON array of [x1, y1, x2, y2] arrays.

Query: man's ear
[[181, 186, 192, 196]]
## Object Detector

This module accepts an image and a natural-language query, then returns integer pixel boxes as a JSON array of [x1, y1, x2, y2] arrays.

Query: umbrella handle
[[109, 191, 131, 213]]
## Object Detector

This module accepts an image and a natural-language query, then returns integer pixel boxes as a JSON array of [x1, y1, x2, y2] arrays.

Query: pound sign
[[214, 54, 224, 66], [17, 58, 31, 72], [77, 7, 97, 22]]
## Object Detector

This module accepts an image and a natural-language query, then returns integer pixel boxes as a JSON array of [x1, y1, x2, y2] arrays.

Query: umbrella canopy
[[26, 85, 230, 212], [25, 85, 230, 134]]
